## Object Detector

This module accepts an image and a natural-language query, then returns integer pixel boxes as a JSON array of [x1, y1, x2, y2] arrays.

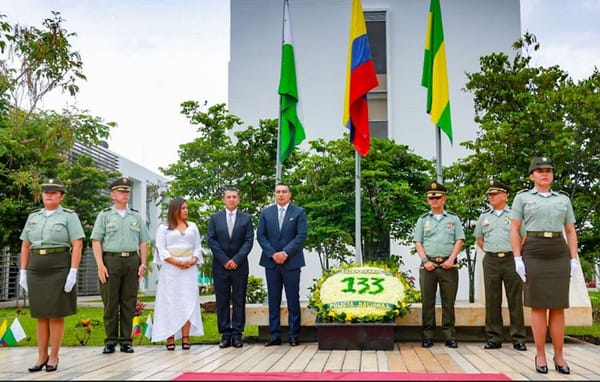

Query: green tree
[[58, 155, 117, 245], [161, 102, 289, 232], [0, 12, 113, 249], [447, 33, 600, 291], [289, 136, 435, 269]]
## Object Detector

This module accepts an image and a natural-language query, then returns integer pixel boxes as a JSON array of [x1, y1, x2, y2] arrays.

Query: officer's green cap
[[486, 179, 509, 194], [42, 178, 66, 193], [528, 157, 555, 174], [110, 177, 132, 191], [426, 182, 447, 197]]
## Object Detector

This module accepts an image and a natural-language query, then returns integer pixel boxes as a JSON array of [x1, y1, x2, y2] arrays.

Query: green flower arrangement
[[309, 258, 420, 323]]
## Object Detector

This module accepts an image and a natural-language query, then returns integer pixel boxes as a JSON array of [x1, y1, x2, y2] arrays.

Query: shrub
[[246, 274, 267, 303]]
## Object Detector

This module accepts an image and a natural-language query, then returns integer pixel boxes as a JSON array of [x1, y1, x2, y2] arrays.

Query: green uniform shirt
[[510, 188, 575, 231], [90, 206, 149, 251], [473, 207, 512, 253], [19, 205, 85, 248], [414, 210, 465, 257]]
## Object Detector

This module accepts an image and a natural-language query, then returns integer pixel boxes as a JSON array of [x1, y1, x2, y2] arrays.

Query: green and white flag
[[278, 0, 305, 163], [0, 318, 26, 346]]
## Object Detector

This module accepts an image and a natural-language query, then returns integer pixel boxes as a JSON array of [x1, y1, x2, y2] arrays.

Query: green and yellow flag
[[421, 0, 452, 144]]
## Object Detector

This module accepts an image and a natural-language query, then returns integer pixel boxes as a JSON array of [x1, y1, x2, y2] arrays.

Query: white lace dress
[[151, 222, 204, 342]]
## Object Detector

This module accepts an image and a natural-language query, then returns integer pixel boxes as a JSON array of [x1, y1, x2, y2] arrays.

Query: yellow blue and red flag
[[131, 316, 142, 338], [343, 0, 378, 157]]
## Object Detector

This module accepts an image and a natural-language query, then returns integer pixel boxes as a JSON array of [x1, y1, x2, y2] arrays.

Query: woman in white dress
[[152, 198, 204, 350]]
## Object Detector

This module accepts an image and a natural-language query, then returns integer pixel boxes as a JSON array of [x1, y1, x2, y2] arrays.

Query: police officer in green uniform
[[91, 177, 149, 354], [19, 178, 85, 372], [414, 182, 464, 349], [510, 157, 579, 374], [474, 180, 527, 351]]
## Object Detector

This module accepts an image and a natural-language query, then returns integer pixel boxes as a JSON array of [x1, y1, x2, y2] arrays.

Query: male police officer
[[474, 180, 527, 351], [414, 182, 464, 349], [91, 177, 149, 354]]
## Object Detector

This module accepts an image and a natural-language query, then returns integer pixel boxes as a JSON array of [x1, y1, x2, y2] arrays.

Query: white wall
[[229, 0, 520, 302]]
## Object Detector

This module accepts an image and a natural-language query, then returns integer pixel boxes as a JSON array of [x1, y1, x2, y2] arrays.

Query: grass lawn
[[3, 290, 598, 347], [565, 290, 600, 338], [0, 306, 258, 347]]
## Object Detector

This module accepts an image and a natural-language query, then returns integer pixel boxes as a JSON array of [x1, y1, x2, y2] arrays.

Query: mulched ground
[[201, 301, 216, 314], [569, 335, 600, 345]]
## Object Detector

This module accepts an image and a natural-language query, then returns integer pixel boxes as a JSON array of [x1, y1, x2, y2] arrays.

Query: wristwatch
[[421, 257, 429, 264]]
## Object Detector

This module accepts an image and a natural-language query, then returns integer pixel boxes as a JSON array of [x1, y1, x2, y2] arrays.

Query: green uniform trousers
[[100, 254, 140, 346], [419, 266, 458, 340], [483, 253, 526, 343]]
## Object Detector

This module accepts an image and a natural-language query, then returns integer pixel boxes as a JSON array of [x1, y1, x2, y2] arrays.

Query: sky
[[1, 0, 599, 175]]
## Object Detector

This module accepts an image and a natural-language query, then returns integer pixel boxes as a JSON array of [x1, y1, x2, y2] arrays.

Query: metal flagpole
[[275, 0, 286, 185], [355, 151, 363, 264], [435, 126, 443, 183]]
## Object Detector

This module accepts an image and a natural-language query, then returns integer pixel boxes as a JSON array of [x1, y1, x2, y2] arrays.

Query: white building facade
[[228, 0, 521, 302]]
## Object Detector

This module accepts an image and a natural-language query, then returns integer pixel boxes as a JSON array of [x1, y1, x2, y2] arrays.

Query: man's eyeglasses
[[427, 196, 442, 200]]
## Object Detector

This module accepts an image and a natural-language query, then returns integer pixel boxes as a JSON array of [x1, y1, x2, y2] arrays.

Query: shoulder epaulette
[[483, 207, 493, 214], [558, 190, 571, 198], [516, 189, 528, 194], [63, 208, 74, 213], [130, 208, 139, 212], [419, 212, 429, 218], [102, 207, 112, 212], [34, 208, 44, 213], [445, 211, 457, 216]]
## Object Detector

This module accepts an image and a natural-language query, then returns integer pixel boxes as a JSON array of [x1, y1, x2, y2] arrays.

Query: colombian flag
[[343, 0, 378, 157], [421, 0, 453, 144], [131, 316, 142, 338]]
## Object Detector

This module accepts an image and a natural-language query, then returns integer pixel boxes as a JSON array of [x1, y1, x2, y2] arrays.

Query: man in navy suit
[[207, 187, 254, 348], [257, 183, 308, 347]]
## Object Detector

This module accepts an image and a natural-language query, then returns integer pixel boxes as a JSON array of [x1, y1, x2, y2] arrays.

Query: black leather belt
[[428, 256, 448, 264], [527, 231, 562, 238], [103, 251, 138, 257], [32, 247, 69, 255], [485, 251, 513, 258]]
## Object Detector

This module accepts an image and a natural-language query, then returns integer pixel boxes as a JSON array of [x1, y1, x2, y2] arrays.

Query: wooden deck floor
[[1, 339, 600, 380]]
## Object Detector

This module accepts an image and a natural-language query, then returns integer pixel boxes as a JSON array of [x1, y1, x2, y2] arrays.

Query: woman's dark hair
[[166, 197, 188, 230]]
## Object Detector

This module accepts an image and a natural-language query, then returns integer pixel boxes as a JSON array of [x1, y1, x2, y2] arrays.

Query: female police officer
[[19, 179, 85, 372], [510, 157, 579, 375]]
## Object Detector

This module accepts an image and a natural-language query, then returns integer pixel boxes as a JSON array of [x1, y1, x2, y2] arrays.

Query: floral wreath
[[309, 260, 420, 323]]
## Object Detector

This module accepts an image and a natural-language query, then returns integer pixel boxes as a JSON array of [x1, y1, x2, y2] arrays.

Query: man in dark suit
[[257, 183, 308, 347], [207, 187, 254, 348]]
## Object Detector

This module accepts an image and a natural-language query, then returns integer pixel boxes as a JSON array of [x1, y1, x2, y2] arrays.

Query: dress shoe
[[102, 344, 116, 354], [535, 355, 548, 374], [422, 338, 434, 348], [232, 338, 243, 348], [553, 358, 570, 374], [28, 357, 48, 372], [45, 358, 59, 372], [264, 337, 282, 346], [289, 337, 299, 347], [120, 344, 135, 353], [219, 338, 232, 348], [484, 341, 501, 349], [445, 339, 458, 348], [513, 342, 527, 351]]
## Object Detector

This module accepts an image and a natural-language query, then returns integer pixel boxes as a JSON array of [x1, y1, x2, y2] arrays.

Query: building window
[[366, 11, 387, 139]]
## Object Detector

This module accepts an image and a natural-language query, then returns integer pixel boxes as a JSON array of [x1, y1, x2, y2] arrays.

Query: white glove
[[64, 268, 78, 293], [570, 259, 579, 278], [19, 269, 28, 292], [514, 256, 526, 283]]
